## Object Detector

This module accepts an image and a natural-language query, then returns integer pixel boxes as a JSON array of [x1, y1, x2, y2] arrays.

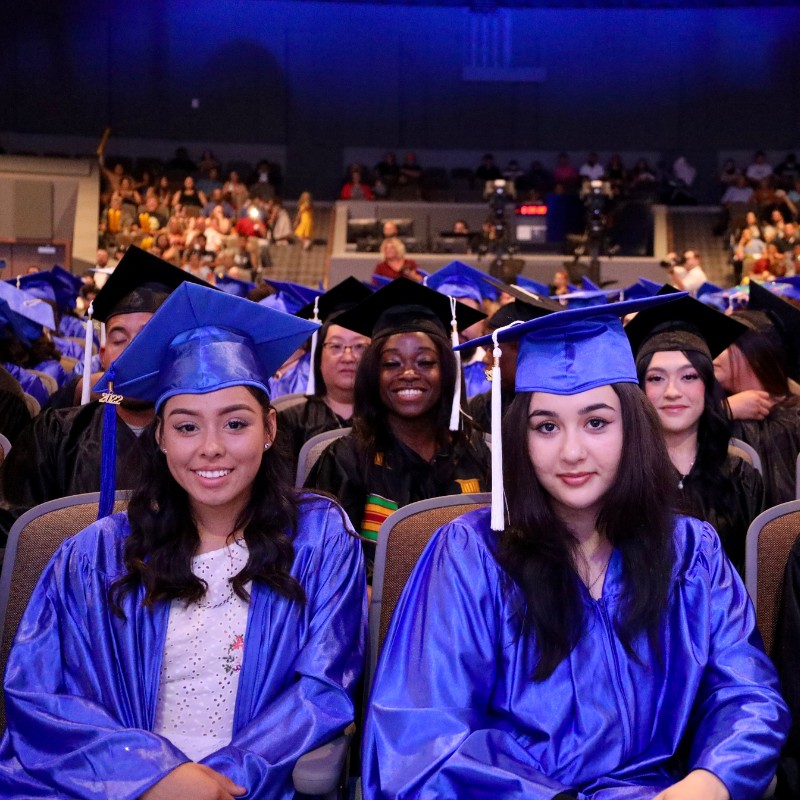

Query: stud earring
[[160, 447, 167, 455], [264, 442, 271, 450]]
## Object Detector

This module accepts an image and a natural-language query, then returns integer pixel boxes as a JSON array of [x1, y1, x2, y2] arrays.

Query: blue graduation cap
[[457, 292, 687, 529], [216, 274, 256, 297], [260, 279, 320, 314], [370, 273, 393, 289], [94, 282, 321, 517], [424, 261, 500, 304], [774, 277, 800, 303], [514, 275, 551, 297], [618, 278, 663, 302], [7, 266, 83, 312], [0, 280, 56, 343]]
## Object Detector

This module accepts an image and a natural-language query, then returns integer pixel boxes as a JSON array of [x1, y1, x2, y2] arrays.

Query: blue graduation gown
[[1, 363, 49, 407], [363, 509, 789, 800], [463, 358, 490, 400], [268, 352, 309, 399], [0, 495, 367, 799]]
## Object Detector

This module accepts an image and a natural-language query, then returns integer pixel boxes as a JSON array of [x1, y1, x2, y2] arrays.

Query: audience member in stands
[[718, 157, 740, 189], [363, 296, 788, 800], [340, 166, 374, 201], [374, 151, 400, 189], [267, 197, 293, 245], [552, 151, 580, 191], [475, 153, 502, 184], [247, 159, 282, 197], [398, 151, 423, 188], [293, 191, 314, 251], [201, 187, 235, 219], [197, 148, 220, 176], [550, 268, 571, 296], [223, 170, 250, 214], [117, 176, 142, 211], [579, 151, 605, 182], [0, 248, 209, 543], [627, 296, 763, 573], [629, 157, 658, 188], [665, 249, 709, 293], [373, 237, 423, 283], [746, 150, 773, 186], [721, 173, 754, 205], [714, 284, 800, 507], [166, 145, 198, 175], [171, 175, 207, 213], [0, 282, 365, 800], [276, 278, 373, 475], [305, 280, 491, 575]]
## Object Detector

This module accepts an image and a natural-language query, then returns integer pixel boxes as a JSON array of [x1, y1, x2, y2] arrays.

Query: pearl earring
[[160, 447, 167, 455], [264, 442, 271, 450]]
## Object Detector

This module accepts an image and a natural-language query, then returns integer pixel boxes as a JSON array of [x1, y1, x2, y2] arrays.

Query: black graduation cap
[[748, 280, 800, 380], [333, 277, 485, 339], [624, 285, 748, 362], [485, 298, 556, 330], [91, 246, 213, 323], [295, 277, 374, 324]]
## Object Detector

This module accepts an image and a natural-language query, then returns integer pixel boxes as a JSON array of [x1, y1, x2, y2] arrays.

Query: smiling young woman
[[304, 279, 491, 577], [626, 293, 765, 573], [363, 295, 788, 800], [0, 283, 367, 800]]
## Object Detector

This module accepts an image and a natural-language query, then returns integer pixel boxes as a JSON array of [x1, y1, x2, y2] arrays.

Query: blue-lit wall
[[2, 1, 798, 195]]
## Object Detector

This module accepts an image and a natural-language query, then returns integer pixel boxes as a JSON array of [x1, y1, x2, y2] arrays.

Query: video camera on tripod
[[580, 179, 612, 239], [480, 179, 524, 282]]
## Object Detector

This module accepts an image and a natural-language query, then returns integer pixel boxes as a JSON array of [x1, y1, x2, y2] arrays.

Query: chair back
[[796, 453, 800, 500], [295, 427, 352, 488], [0, 492, 130, 729], [272, 392, 308, 413], [745, 499, 800, 657], [368, 493, 490, 689], [729, 437, 762, 475]]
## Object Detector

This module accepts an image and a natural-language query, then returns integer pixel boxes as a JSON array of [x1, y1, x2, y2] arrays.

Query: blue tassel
[[97, 367, 119, 519]]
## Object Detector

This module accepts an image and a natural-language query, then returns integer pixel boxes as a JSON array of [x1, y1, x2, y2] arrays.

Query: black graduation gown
[[775, 535, 800, 799], [275, 396, 349, 477], [305, 431, 491, 573], [732, 396, 800, 508], [0, 402, 146, 543], [675, 454, 764, 574], [467, 389, 514, 435], [0, 390, 32, 446]]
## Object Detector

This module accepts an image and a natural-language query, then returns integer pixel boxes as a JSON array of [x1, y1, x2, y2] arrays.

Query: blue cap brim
[[95, 282, 319, 406]]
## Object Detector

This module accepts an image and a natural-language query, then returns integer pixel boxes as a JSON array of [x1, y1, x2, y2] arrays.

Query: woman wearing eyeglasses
[[277, 318, 371, 473]]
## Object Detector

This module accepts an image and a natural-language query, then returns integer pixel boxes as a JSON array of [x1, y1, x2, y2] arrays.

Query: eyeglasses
[[321, 342, 369, 357]]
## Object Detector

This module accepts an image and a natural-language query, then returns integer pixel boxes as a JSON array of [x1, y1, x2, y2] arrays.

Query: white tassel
[[449, 296, 461, 431], [490, 330, 505, 531], [80, 302, 94, 405], [100, 321, 106, 349], [305, 297, 320, 396]]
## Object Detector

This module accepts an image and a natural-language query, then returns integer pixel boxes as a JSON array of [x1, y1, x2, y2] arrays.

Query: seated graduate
[[0, 247, 211, 542], [304, 278, 491, 573], [625, 292, 764, 573], [424, 261, 499, 399], [259, 279, 320, 399], [362, 295, 789, 800], [712, 281, 800, 507], [0, 282, 367, 799], [275, 277, 373, 476]]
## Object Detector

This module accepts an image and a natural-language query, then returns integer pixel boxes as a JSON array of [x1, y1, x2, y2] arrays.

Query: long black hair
[[110, 388, 305, 615], [497, 383, 676, 682], [729, 309, 791, 397], [636, 348, 732, 498], [352, 327, 473, 457]]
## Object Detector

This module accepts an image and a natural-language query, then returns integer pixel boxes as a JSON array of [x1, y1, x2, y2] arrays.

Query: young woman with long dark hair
[[305, 279, 491, 573], [363, 297, 788, 800], [625, 295, 764, 572], [0, 283, 367, 800]]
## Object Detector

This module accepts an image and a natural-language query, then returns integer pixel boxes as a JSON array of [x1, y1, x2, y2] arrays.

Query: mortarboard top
[[773, 276, 800, 303], [7, 266, 83, 312], [619, 277, 663, 302], [332, 276, 486, 339], [424, 261, 500, 304], [514, 275, 550, 297], [458, 293, 686, 395], [295, 277, 374, 324], [457, 292, 686, 531], [216, 274, 256, 298], [624, 287, 748, 362], [747, 281, 800, 379], [0, 280, 56, 343], [91, 246, 213, 323], [95, 281, 321, 411], [260, 279, 320, 315]]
